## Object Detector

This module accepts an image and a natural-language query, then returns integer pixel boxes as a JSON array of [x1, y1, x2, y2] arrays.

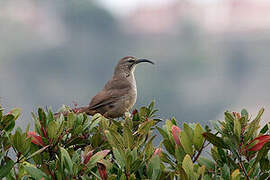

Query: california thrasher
[[57, 56, 154, 118]]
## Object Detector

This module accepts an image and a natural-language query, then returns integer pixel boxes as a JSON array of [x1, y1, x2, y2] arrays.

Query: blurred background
[[1, 0, 270, 128]]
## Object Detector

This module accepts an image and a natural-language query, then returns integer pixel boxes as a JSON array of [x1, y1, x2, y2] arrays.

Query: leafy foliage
[[0, 103, 269, 179]]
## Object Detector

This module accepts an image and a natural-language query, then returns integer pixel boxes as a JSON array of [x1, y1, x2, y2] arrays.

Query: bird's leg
[[109, 118, 113, 126]]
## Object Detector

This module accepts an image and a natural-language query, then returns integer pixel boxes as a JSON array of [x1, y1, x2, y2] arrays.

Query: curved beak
[[135, 59, 154, 65]]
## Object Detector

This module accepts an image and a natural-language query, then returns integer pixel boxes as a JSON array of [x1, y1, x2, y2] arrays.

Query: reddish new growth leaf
[[83, 150, 94, 164], [232, 112, 241, 119], [73, 101, 78, 107], [247, 135, 270, 151], [101, 149, 110, 156], [27, 131, 45, 147], [153, 148, 162, 157], [97, 163, 108, 180], [40, 126, 48, 138], [7, 110, 13, 115], [171, 125, 181, 146], [132, 109, 138, 116], [73, 108, 79, 113]]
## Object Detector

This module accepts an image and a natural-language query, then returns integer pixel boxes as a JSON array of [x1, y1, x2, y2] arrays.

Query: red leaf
[[27, 131, 45, 147], [40, 126, 48, 138], [232, 112, 241, 119], [83, 150, 93, 164], [171, 125, 181, 146], [153, 148, 162, 157], [132, 109, 138, 116], [97, 163, 108, 180], [101, 150, 110, 156], [247, 135, 270, 151]]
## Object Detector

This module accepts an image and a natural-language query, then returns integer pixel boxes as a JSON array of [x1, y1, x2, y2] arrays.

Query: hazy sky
[[98, 0, 222, 16], [98, 0, 174, 15]]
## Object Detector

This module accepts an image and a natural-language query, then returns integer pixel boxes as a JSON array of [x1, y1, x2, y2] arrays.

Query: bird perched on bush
[[56, 56, 154, 118]]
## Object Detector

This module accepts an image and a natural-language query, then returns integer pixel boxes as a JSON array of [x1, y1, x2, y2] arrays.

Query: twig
[[193, 139, 206, 163], [236, 151, 250, 180]]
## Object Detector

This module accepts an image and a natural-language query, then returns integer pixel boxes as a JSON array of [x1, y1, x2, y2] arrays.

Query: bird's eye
[[127, 59, 135, 63]]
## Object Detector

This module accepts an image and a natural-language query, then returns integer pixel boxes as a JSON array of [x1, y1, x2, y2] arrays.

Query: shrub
[[0, 102, 269, 179]]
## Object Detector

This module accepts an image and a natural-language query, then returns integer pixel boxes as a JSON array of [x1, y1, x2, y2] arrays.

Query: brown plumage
[[56, 56, 154, 118]]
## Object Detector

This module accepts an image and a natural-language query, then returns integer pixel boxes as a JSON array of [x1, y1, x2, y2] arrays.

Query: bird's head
[[114, 56, 154, 77]]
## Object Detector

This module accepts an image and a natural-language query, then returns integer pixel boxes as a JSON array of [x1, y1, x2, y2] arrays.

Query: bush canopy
[[0, 102, 269, 179]]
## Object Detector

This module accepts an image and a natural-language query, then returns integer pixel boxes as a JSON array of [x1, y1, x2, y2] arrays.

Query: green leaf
[[11, 129, 31, 156], [163, 139, 175, 155], [193, 123, 204, 150], [47, 108, 54, 124], [0, 159, 14, 178], [183, 123, 194, 142], [32, 112, 42, 135], [88, 115, 102, 131], [9, 108, 22, 120], [126, 152, 132, 172], [221, 164, 230, 179], [130, 148, 138, 163], [180, 131, 193, 155], [175, 146, 186, 163], [47, 121, 59, 139], [137, 120, 154, 135], [198, 157, 215, 170], [110, 129, 125, 148], [171, 117, 177, 125], [144, 135, 155, 158], [241, 109, 248, 118], [210, 120, 225, 135], [224, 111, 235, 123], [60, 147, 73, 173], [217, 147, 227, 164], [156, 126, 169, 140], [113, 147, 125, 169], [260, 123, 269, 134], [234, 118, 241, 140], [105, 130, 117, 148], [1, 114, 16, 132], [202, 174, 212, 180], [66, 113, 75, 128], [0, 107, 2, 121], [4, 120, 15, 132], [150, 155, 161, 170], [149, 101, 155, 111], [149, 155, 161, 180], [254, 108, 264, 122], [130, 173, 136, 180], [87, 150, 110, 168], [178, 167, 188, 180], [182, 155, 196, 178], [2, 114, 14, 126], [202, 132, 228, 149], [24, 165, 47, 179], [26, 145, 49, 160], [197, 165, 205, 176], [140, 107, 148, 117], [123, 124, 133, 149], [38, 108, 47, 126], [231, 169, 240, 180], [245, 109, 264, 142], [165, 120, 174, 135], [260, 157, 270, 172]]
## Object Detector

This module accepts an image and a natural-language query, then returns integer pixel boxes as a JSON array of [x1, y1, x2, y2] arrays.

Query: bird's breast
[[124, 89, 137, 111], [124, 75, 137, 110]]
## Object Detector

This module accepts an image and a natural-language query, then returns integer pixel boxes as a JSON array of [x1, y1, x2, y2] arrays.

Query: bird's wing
[[89, 78, 131, 110]]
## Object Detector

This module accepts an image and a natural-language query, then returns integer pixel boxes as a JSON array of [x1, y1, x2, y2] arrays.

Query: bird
[[56, 56, 154, 118]]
